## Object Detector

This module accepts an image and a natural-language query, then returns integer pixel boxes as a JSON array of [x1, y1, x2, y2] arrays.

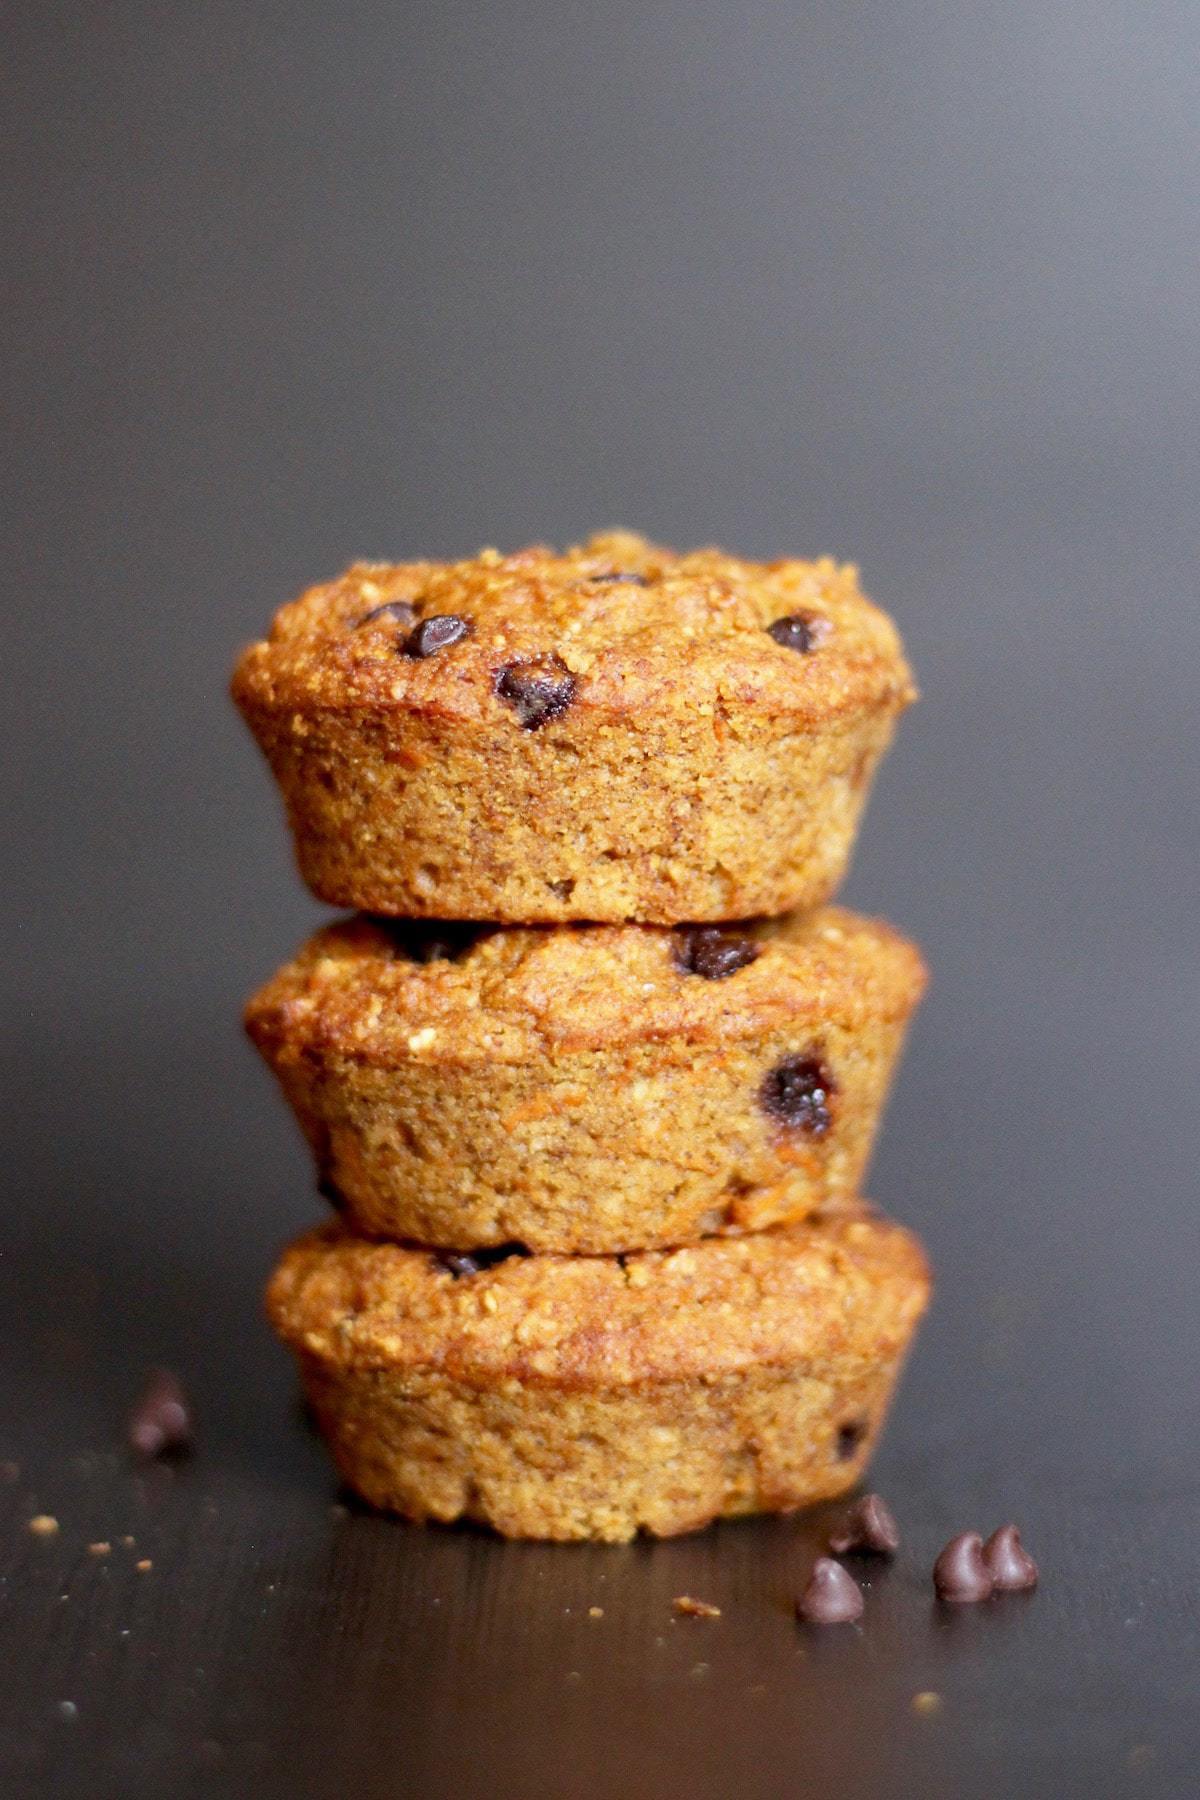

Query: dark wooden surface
[[1, 1011, 1198, 1800]]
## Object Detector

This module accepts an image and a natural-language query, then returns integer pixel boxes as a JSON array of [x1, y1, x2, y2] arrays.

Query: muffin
[[232, 532, 916, 924], [245, 907, 926, 1254], [267, 1209, 930, 1541]]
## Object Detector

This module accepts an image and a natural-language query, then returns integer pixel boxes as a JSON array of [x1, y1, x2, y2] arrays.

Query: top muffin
[[232, 531, 915, 923]]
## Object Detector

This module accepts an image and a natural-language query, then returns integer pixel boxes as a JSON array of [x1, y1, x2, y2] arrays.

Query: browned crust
[[267, 1209, 931, 1391], [245, 906, 927, 1067], [231, 531, 916, 727]]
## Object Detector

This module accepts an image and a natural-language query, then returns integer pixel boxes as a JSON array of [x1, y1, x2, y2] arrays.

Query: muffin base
[[239, 701, 903, 924], [274, 1014, 915, 1254]]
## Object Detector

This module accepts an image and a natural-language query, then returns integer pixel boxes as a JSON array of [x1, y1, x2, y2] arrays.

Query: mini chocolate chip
[[434, 1252, 481, 1278], [829, 1493, 900, 1557], [380, 921, 487, 964], [589, 571, 650, 585], [495, 654, 577, 729], [982, 1524, 1039, 1592], [767, 614, 823, 653], [795, 1558, 864, 1625], [316, 1173, 345, 1212], [933, 1532, 994, 1603], [127, 1370, 193, 1459], [673, 928, 761, 981], [402, 613, 472, 658], [761, 1055, 835, 1134], [835, 1419, 866, 1461], [355, 599, 418, 630], [434, 1243, 531, 1278]]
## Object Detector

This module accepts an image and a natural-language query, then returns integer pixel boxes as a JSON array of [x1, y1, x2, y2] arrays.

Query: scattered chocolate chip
[[761, 1055, 835, 1134], [828, 1493, 900, 1557], [495, 654, 577, 729], [933, 1532, 993, 1603], [380, 921, 487, 964], [982, 1524, 1038, 1591], [766, 614, 824, 653], [433, 1243, 531, 1278], [589, 571, 649, 585], [673, 927, 762, 981], [795, 1558, 864, 1625], [402, 613, 472, 658], [673, 1595, 721, 1618], [127, 1369, 193, 1459], [355, 599, 418, 630], [835, 1419, 866, 1460]]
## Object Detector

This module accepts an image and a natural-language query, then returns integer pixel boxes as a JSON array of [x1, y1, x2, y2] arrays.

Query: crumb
[[587, 1605, 604, 1618], [673, 1595, 721, 1618], [28, 1515, 59, 1537], [136, 1559, 152, 1573], [912, 1692, 942, 1715], [87, 1542, 111, 1556], [57, 1701, 78, 1722], [0, 1461, 20, 1483], [121, 1535, 135, 1548]]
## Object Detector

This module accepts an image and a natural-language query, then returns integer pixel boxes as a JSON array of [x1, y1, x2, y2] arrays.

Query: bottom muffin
[[267, 1209, 930, 1542]]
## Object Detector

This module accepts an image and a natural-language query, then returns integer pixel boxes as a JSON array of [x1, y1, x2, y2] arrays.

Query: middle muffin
[[246, 907, 925, 1255]]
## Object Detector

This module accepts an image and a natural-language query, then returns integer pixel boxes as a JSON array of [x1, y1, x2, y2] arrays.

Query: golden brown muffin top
[[232, 531, 915, 725], [267, 1210, 930, 1390], [244, 906, 927, 1067]]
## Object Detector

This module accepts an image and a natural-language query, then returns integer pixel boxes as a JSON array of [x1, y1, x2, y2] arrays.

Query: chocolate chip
[[767, 614, 824, 653], [316, 1173, 345, 1213], [495, 654, 577, 729], [589, 571, 649, 585], [402, 614, 472, 658], [761, 1055, 835, 1134], [434, 1243, 531, 1278], [673, 927, 761, 980], [835, 1419, 866, 1460], [380, 921, 487, 964], [933, 1532, 994, 1603], [795, 1558, 864, 1625], [434, 1252, 482, 1278], [355, 599, 417, 630], [829, 1493, 900, 1557], [127, 1370, 193, 1459], [982, 1524, 1039, 1592]]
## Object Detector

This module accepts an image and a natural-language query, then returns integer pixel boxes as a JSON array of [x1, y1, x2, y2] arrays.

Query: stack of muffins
[[233, 531, 930, 1542]]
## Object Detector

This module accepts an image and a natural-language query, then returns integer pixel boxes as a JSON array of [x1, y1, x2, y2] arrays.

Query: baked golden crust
[[245, 907, 926, 1253], [268, 1210, 930, 1539], [232, 532, 916, 923]]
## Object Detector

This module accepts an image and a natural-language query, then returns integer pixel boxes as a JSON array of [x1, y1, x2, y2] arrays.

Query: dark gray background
[[2, 3, 1198, 1796]]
